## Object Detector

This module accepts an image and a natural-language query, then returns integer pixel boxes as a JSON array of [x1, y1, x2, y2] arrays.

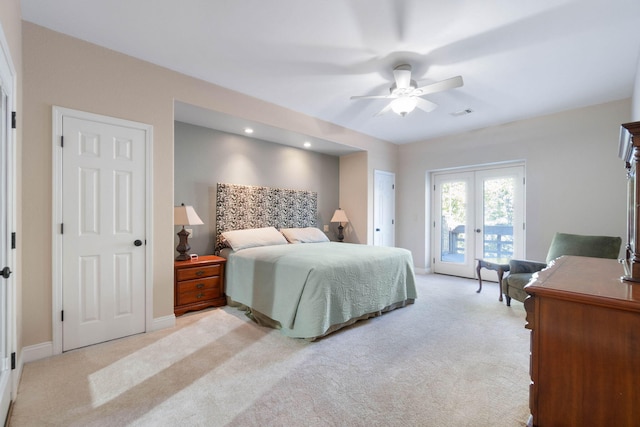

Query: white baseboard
[[22, 341, 53, 363], [415, 267, 430, 274], [22, 315, 176, 364], [150, 314, 175, 331]]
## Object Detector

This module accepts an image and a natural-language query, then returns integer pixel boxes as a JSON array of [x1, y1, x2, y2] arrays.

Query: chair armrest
[[508, 259, 547, 274]]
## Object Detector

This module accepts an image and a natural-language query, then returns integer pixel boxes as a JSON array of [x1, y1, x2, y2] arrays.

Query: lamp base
[[176, 227, 191, 261], [337, 224, 344, 242]]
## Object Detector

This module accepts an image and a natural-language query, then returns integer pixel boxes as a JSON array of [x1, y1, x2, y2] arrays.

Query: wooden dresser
[[174, 255, 226, 316], [524, 256, 640, 427]]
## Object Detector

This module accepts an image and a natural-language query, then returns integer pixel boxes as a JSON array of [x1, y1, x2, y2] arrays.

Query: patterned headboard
[[215, 183, 318, 250]]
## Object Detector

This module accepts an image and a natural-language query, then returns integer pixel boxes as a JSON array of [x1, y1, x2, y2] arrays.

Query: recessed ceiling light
[[244, 127, 254, 134], [303, 141, 312, 148]]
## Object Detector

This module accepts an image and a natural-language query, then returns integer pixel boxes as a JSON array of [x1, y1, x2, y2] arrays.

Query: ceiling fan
[[350, 64, 463, 117]]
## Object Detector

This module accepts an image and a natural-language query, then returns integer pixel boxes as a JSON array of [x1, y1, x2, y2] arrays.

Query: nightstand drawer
[[177, 287, 222, 306], [176, 276, 220, 293], [176, 264, 221, 281]]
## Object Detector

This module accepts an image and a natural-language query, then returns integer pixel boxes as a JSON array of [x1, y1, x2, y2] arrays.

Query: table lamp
[[174, 203, 204, 261], [331, 208, 349, 242]]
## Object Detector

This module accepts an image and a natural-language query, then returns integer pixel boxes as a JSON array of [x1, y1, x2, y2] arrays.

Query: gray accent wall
[[174, 121, 340, 255]]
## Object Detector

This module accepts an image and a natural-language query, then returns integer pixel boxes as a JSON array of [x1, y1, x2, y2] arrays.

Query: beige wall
[[339, 152, 368, 243], [365, 139, 399, 244], [174, 122, 341, 253], [21, 22, 396, 348], [338, 138, 399, 245], [397, 99, 631, 270]]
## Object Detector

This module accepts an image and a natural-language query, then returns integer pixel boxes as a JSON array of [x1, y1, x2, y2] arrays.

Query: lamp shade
[[331, 209, 349, 224], [390, 96, 417, 117], [174, 204, 204, 226]]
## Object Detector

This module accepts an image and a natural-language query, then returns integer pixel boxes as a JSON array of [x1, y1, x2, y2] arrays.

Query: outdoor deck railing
[[446, 224, 513, 259]]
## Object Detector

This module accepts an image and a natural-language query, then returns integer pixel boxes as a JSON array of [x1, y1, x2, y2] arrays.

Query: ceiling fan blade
[[350, 94, 395, 100], [414, 75, 463, 96], [374, 102, 394, 117], [393, 64, 412, 89], [415, 97, 438, 113]]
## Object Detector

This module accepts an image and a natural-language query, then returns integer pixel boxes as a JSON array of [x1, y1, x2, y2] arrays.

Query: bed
[[215, 183, 417, 340]]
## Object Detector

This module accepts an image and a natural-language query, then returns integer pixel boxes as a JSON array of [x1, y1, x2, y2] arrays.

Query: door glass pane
[[440, 180, 467, 263], [482, 177, 514, 262]]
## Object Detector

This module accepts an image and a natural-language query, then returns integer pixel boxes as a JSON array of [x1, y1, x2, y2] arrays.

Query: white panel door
[[0, 66, 13, 423], [62, 116, 146, 351], [373, 170, 395, 247]]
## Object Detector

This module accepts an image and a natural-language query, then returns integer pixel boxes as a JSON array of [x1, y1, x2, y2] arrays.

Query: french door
[[433, 165, 525, 279]]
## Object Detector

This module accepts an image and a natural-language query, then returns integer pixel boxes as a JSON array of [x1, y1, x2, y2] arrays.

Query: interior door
[[373, 170, 395, 246], [61, 115, 147, 351], [0, 70, 12, 423], [433, 165, 525, 278]]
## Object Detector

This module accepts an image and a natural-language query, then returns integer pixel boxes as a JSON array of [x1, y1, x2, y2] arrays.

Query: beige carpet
[[10, 274, 530, 426]]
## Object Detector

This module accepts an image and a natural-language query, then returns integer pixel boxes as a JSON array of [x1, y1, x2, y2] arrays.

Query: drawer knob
[[196, 293, 204, 299], [196, 283, 204, 289], [196, 270, 205, 276]]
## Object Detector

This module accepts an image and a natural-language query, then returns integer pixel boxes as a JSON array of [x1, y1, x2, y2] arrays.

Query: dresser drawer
[[176, 277, 222, 305], [176, 264, 221, 281]]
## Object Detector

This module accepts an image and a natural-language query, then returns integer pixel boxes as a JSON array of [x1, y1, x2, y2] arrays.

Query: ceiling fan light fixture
[[391, 97, 417, 117]]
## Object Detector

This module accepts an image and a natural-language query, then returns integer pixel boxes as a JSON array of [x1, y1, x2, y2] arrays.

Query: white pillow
[[280, 227, 330, 244], [221, 227, 288, 251]]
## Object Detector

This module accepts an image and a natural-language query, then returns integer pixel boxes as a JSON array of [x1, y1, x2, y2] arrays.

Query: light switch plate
[[323, 224, 329, 232], [185, 228, 193, 237]]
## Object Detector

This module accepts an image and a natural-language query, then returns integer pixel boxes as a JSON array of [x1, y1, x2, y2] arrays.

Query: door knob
[[134, 240, 143, 247], [0, 266, 11, 279], [475, 229, 481, 233]]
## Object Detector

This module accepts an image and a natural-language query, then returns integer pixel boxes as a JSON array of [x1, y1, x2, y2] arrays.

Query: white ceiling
[[21, 0, 640, 152]]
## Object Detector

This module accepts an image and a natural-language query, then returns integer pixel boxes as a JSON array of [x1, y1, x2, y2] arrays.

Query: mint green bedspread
[[225, 242, 417, 338]]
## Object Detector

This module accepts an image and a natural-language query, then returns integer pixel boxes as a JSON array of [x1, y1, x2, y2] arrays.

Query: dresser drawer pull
[[196, 283, 204, 289], [195, 270, 205, 276], [196, 293, 204, 299]]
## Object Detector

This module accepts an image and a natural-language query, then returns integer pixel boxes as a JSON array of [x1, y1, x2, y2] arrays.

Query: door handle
[[0, 266, 11, 279], [134, 239, 143, 247], [475, 229, 481, 233], [375, 228, 381, 232]]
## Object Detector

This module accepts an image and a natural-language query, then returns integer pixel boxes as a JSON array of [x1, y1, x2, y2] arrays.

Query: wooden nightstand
[[174, 255, 226, 316]]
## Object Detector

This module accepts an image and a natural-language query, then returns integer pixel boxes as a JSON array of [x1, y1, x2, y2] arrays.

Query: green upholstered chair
[[502, 232, 622, 306]]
